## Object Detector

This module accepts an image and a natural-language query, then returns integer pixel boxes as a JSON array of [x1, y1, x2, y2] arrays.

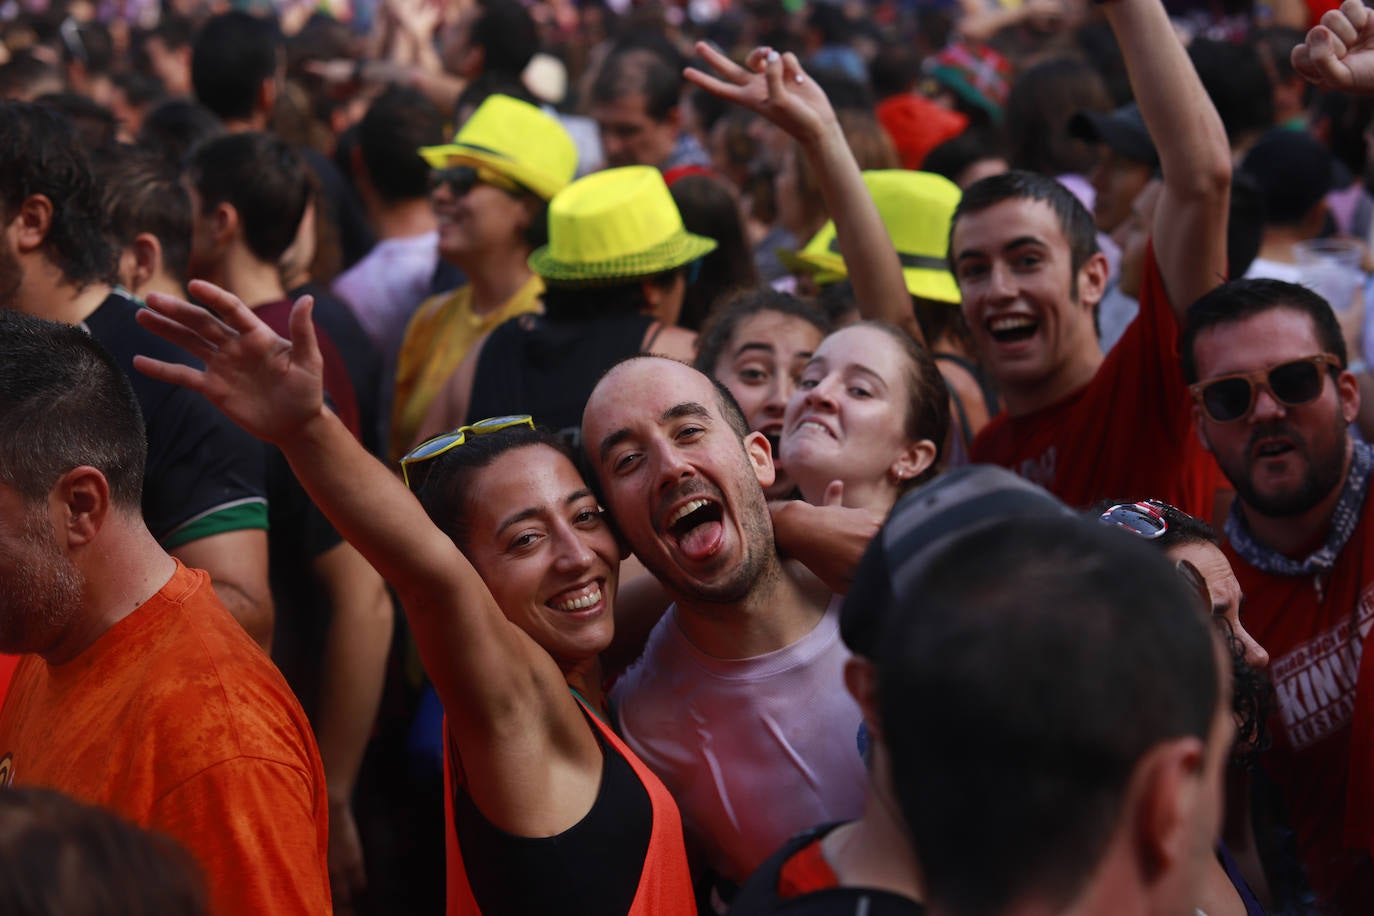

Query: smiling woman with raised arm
[[132, 281, 694, 916]]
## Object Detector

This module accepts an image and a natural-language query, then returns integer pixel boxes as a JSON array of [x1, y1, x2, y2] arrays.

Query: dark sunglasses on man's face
[[1189, 354, 1342, 423], [428, 165, 522, 198]]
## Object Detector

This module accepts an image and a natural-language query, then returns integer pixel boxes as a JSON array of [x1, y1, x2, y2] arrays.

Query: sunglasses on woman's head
[[428, 165, 524, 198], [400, 415, 535, 490], [1098, 500, 1169, 539], [1189, 353, 1341, 423]]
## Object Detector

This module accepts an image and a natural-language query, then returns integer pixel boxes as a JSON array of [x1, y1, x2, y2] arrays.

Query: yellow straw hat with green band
[[781, 170, 962, 304], [528, 166, 718, 285], [418, 94, 577, 201]]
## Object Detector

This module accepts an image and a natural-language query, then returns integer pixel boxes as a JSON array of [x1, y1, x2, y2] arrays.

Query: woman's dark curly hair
[[1093, 498, 1274, 769], [411, 423, 576, 551]]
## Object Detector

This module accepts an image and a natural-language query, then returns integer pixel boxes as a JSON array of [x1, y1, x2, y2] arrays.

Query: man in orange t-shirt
[[948, 0, 1231, 521], [0, 310, 331, 916]]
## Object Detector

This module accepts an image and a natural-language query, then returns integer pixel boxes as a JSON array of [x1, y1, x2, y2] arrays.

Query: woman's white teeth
[[670, 498, 710, 527], [989, 316, 1036, 332], [554, 588, 602, 612], [801, 420, 832, 436]]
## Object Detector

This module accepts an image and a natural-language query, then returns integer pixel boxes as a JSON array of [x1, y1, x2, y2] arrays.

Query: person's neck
[[820, 754, 923, 901], [463, 250, 534, 317], [562, 655, 607, 718], [1256, 228, 1310, 265], [211, 248, 287, 308], [1001, 346, 1103, 418], [366, 196, 436, 242], [1239, 438, 1354, 555], [43, 518, 178, 666], [672, 555, 828, 659], [131, 272, 186, 303], [13, 258, 112, 325]]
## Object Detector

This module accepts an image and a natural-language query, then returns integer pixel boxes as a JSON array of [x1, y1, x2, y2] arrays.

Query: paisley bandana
[[1225, 439, 1374, 585]]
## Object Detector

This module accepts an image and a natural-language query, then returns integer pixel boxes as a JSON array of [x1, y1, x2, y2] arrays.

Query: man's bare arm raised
[[1106, 0, 1231, 313]]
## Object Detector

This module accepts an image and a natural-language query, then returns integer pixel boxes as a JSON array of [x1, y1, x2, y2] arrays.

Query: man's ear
[[1076, 251, 1111, 311], [256, 77, 277, 120], [348, 143, 369, 184], [843, 656, 883, 742], [211, 201, 239, 249], [744, 430, 777, 488], [1339, 369, 1362, 426], [13, 194, 54, 253], [1125, 736, 1207, 883], [1191, 404, 1214, 453], [50, 466, 113, 550], [665, 104, 683, 133], [128, 233, 163, 293]]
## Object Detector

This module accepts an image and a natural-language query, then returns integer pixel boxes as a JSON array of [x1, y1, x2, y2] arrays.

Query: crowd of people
[[3, 0, 1374, 913]]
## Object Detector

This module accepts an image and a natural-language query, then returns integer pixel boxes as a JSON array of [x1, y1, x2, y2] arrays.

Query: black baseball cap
[[840, 465, 1074, 658], [1068, 103, 1159, 167]]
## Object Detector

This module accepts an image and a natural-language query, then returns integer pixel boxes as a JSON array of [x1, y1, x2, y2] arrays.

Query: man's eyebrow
[[598, 427, 632, 462], [598, 403, 713, 461], [661, 402, 712, 423], [955, 235, 1046, 263]]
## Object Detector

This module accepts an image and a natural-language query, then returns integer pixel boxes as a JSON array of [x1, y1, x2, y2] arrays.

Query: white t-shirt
[[332, 230, 440, 367], [612, 596, 866, 883]]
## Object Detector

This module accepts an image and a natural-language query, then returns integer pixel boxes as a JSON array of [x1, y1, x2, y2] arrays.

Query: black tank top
[[452, 722, 653, 916], [466, 312, 655, 438]]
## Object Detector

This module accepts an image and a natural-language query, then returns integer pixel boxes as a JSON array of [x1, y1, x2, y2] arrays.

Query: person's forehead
[[1169, 540, 1236, 601], [1192, 307, 1324, 377], [466, 445, 587, 528], [592, 92, 652, 122], [728, 311, 822, 355], [819, 323, 892, 353], [953, 196, 1069, 254], [587, 358, 713, 424]]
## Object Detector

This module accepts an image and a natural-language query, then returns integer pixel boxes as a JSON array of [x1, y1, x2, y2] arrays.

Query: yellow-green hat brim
[[418, 143, 565, 200], [529, 230, 718, 285], [782, 246, 961, 304]]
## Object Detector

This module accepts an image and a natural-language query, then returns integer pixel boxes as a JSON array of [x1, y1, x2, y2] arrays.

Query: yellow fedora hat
[[528, 166, 718, 285], [782, 170, 962, 304], [419, 94, 577, 201]]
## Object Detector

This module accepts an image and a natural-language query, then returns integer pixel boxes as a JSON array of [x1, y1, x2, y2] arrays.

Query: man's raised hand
[[1293, 0, 1374, 95], [685, 42, 837, 145], [133, 279, 327, 446]]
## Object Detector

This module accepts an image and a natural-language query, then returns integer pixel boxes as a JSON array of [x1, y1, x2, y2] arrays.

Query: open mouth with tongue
[[987, 315, 1039, 344], [665, 497, 726, 562]]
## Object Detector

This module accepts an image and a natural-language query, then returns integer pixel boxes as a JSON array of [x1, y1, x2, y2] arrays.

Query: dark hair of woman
[[669, 174, 759, 331], [414, 424, 573, 551]]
